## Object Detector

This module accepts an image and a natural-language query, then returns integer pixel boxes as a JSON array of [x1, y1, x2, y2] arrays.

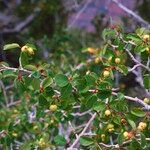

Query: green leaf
[[55, 74, 69, 87], [19, 52, 29, 67], [93, 101, 105, 111], [2, 70, 17, 78], [31, 71, 41, 78], [26, 43, 37, 51], [117, 133, 123, 145], [126, 34, 141, 43], [0, 72, 3, 79], [143, 76, 150, 89], [80, 136, 94, 146], [38, 94, 48, 107], [140, 133, 147, 147], [31, 78, 40, 90], [85, 74, 96, 86], [24, 65, 37, 71], [86, 95, 97, 108], [97, 90, 111, 100], [61, 83, 72, 99], [127, 119, 136, 129], [102, 29, 116, 40], [54, 135, 66, 146], [97, 81, 112, 90], [42, 77, 53, 88], [117, 93, 125, 100], [117, 65, 128, 75], [131, 109, 146, 117], [3, 43, 20, 50]]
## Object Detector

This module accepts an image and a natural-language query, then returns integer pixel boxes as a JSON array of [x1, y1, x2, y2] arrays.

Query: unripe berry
[[146, 47, 150, 54], [115, 57, 121, 64], [95, 57, 101, 64], [38, 138, 46, 147], [137, 122, 147, 131], [123, 131, 129, 140], [105, 109, 111, 116], [13, 109, 18, 114], [49, 105, 57, 112], [121, 118, 127, 125], [107, 123, 114, 129], [101, 134, 105, 141], [142, 34, 150, 41], [144, 98, 150, 104], [21, 45, 28, 52], [27, 47, 34, 55], [101, 134, 105, 139], [12, 132, 18, 137], [103, 70, 110, 78], [33, 125, 38, 130], [108, 128, 114, 133], [107, 123, 114, 133], [21, 45, 34, 55], [108, 56, 112, 62], [87, 47, 95, 54]]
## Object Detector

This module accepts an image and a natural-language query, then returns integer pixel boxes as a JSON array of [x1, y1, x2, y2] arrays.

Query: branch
[[99, 138, 150, 148], [2, 13, 38, 34], [0, 80, 8, 106], [128, 64, 141, 72], [0, 65, 32, 75], [125, 47, 150, 72], [68, 0, 92, 29], [68, 112, 96, 149], [112, 0, 150, 29], [72, 110, 92, 117], [112, 92, 150, 110]]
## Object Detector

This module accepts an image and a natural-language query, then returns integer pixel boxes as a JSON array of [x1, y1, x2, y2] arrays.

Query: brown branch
[[68, 112, 96, 149], [2, 13, 38, 34], [112, 0, 150, 28], [112, 92, 150, 110]]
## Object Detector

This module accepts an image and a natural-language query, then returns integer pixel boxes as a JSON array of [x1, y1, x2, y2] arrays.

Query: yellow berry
[[123, 131, 129, 139], [33, 125, 38, 130], [49, 105, 57, 112], [108, 128, 114, 133], [107, 123, 114, 129], [146, 47, 150, 54], [13, 109, 18, 113], [115, 58, 121, 64], [101, 134, 105, 139], [101, 134, 105, 141], [21, 45, 28, 52], [95, 57, 101, 64], [108, 56, 112, 62], [12, 132, 18, 137], [27, 47, 34, 55], [137, 122, 147, 131], [142, 34, 150, 41], [44, 123, 49, 128], [144, 98, 150, 104], [105, 110, 111, 116], [87, 47, 96, 54], [103, 70, 110, 78], [38, 138, 46, 147]]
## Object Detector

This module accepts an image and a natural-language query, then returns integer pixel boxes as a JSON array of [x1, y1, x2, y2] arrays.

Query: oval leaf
[[3, 43, 20, 50]]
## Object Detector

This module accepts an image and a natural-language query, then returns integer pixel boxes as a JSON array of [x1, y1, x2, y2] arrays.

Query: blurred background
[[0, 0, 150, 98], [0, 0, 150, 65]]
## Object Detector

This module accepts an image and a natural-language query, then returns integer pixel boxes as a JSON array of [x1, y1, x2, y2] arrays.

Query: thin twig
[[0, 80, 9, 106], [68, 113, 96, 149], [112, 92, 150, 110], [2, 13, 38, 34], [68, 0, 92, 29], [112, 0, 150, 28]]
